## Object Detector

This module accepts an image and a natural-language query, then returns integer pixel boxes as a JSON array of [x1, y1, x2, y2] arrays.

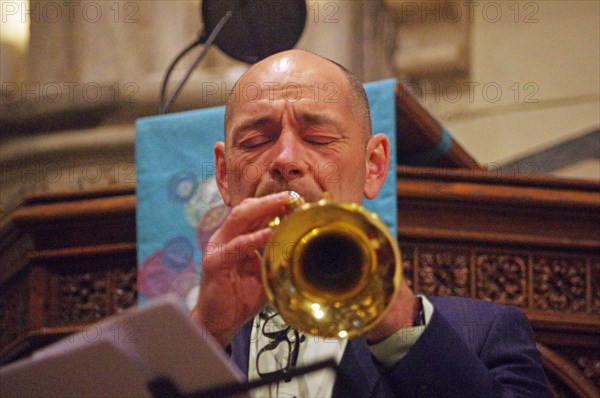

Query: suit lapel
[[230, 320, 253, 377], [333, 338, 381, 398]]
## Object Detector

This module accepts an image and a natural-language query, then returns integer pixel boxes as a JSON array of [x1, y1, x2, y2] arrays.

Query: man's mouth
[[259, 187, 321, 203]]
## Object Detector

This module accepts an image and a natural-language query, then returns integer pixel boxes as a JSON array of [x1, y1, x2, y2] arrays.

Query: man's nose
[[267, 131, 306, 182]]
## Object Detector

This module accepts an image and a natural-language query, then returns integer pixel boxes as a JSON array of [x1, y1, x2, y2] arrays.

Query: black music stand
[[148, 358, 343, 398]]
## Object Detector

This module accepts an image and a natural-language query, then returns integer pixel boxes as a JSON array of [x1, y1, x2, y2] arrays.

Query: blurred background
[[1, 0, 599, 215], [1, 5, 599, 392]]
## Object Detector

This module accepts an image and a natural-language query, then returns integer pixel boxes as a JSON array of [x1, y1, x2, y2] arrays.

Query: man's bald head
[[223, 50, 371, 144]]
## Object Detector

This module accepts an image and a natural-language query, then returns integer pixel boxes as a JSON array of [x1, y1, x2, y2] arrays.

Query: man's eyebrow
[[232, 116, 272, 137], [299, 113, 337, 125], [299, 113, 343, 131]]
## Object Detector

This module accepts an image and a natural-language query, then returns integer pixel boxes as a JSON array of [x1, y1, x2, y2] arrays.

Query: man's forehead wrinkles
[[231, 96, 331, 118], [233, 79, 341, 96], [233, 101, 340, 123]]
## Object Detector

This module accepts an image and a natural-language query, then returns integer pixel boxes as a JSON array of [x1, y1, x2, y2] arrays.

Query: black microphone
[[159, 0, 307, 114], [202, 0, 307, 64]]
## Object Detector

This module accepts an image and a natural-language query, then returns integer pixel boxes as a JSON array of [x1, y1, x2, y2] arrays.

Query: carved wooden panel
[[0, 274, 28, 350], [47, 265, 137, 327], [538, 343, 600, 398], [402, 242, 600, 395], [400, 244, 415, 289], [0, 186, 136, 361], [532, 256, 587, 313], [396, 164, 600, 397], [402, 244, 600, 315], [476, 253, 528, 307], [577, 354, 600, 389], [44, 246, 138, 325], [555, 347, 600, 392], [112, 266, 137, 313], [418, 248, 470, 297], [403, 243, 600, 322], [50, 269, 111, 326], [592, 260, 600, 316]]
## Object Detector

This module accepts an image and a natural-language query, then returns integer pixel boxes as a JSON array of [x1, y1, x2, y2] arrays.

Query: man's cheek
[[318, 161, 339, 184], [225, 160, 263, 185], [239, 162, 263, 183], [225, 162, 243, 184]]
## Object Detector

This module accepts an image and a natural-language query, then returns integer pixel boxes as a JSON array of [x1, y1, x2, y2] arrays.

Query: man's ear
[[363, 133, 390, 200], [214, 141, 231, 206]]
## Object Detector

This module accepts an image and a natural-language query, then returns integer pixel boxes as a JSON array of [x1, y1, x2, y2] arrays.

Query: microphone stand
[[158, 10, 233, 114]]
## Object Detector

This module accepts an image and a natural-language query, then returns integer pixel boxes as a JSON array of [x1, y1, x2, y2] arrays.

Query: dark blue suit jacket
[[230, 296, 550, 397]]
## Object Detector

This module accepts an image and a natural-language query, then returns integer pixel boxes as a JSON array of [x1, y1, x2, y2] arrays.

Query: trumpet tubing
[[262, 194, 401, 339]]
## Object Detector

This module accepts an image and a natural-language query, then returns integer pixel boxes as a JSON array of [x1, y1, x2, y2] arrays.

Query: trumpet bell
[[262, 198, 401, 339]]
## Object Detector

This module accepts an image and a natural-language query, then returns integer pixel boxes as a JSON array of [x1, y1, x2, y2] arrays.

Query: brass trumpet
[[262, 191, 401, 339]]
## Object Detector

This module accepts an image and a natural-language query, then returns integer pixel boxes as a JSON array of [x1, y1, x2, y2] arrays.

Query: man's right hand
[[190, 192, 293, 347]]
